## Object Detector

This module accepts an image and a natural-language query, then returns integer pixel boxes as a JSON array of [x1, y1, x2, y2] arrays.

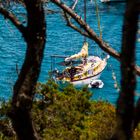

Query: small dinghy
[[100, 0, 110, 3], [88, 79, 104, 89]]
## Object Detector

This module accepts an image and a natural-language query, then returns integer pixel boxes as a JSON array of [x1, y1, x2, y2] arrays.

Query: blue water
[[0, 1, 139, 104]]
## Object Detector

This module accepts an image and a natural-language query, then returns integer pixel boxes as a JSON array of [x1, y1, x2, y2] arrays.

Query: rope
[[109, 64, 120, 92], [84, 0, 87, 42], [94, 0, 102, 38]]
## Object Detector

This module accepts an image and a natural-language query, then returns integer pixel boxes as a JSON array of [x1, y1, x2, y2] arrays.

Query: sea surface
[[0, 1, 140, 104]]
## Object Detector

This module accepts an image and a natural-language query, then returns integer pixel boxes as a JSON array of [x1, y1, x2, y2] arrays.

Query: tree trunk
[[9, 1, 46, 140], [112, 0, 139, 139]]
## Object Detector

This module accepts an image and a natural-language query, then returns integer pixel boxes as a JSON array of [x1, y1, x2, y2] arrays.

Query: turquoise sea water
[[0, 1, 139, 104]]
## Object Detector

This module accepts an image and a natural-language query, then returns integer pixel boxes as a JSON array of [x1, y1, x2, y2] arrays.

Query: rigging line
[[84, 0, 87, 42], [94, 0, 102, 39], [109, 64, 120, 92]]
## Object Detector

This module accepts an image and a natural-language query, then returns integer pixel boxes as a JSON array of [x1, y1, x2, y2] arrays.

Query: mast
[[84, 0, 87, 42], [83, 0, 88, 65]]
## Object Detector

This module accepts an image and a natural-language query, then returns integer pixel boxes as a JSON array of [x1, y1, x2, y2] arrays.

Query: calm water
[[0, 1, 139, 104]]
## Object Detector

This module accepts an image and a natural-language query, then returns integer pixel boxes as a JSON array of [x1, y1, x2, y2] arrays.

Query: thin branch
[[65, 0, 79, 21], [68, 22, 91, 38], [63, 0, 82, 37], [64, 11, 90, 38], [71, 0, 78, 10], [0, 6, 25, 34], [50, 0, 140, 76], [51, 0, 120, 58]]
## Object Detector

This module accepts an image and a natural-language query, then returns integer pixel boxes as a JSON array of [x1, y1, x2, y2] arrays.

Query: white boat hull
[[70, 73, 101, 86], [55, 55, 110, 87]]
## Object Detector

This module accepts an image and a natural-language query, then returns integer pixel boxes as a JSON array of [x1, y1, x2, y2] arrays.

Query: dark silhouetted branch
[[71, 0, 78, 10], [63, 12, 90, 38], [9, 0, 46, 140], [112, 0, 138, 139], [0, 7, 25, 34]]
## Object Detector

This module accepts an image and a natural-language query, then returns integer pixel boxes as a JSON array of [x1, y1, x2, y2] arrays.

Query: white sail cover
[[65, 42, 88, 62]]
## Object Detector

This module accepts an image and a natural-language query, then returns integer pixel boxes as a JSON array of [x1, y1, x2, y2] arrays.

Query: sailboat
[[52, 42, 109, 86], [51, 0, 109, 86]]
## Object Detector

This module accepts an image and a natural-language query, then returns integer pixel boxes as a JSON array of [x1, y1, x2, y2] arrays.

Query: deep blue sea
[[0, 1, 140, 104]]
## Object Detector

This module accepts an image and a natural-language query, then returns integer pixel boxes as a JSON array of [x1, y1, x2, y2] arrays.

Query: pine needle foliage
[[0, 80, 140, 140]]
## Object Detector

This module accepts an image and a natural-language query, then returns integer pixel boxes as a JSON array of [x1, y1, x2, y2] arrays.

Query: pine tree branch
[[0, 6, 25, 34], [50, 0, 120, 58], [71, 0, 78, 10], [63, 12, 90, 38]]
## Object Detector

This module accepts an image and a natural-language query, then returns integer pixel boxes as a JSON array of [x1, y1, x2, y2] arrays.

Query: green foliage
[[33, 81, 117, 139], [83, 101, 116, 140], [0, 101, 16, 140], [134, 124, 140, 140], [33, 81, 92, 139], [0, 80, 140, 140]]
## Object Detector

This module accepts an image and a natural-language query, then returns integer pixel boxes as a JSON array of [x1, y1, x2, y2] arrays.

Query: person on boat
[[69, 66, 77, 81], [83, 56, 87, 65]]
